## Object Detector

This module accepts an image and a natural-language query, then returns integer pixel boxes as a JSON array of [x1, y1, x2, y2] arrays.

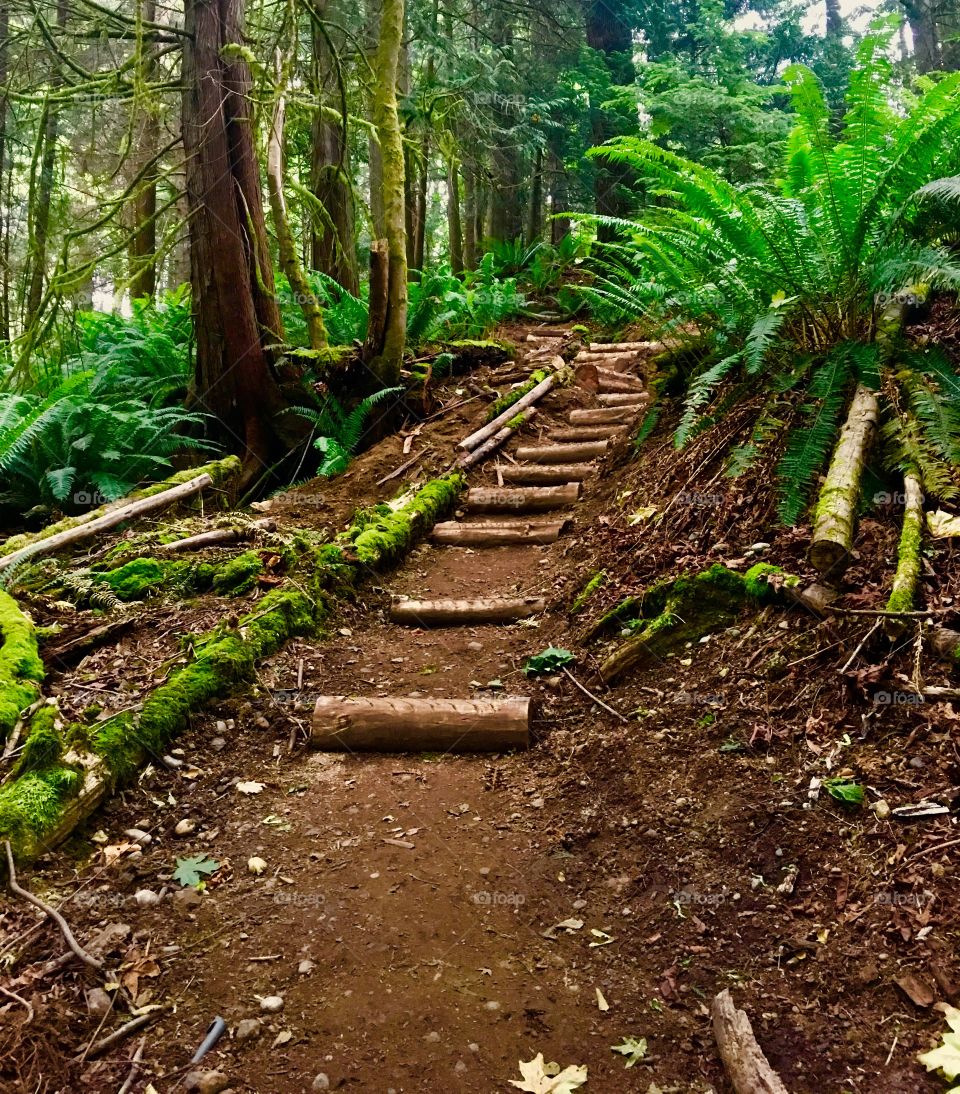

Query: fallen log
[[312, 695, 530, 752], [575, 351, 638, 364], [0, 592, 44, 744], [457, 363, 559, 451], [525, 333, 563, 344], [588, 340, 662, 353], [157, 519, 273, 553], [929, 624, 960, 665], [458, 409, 537, 470], [598, 377, 646, 395], [0, 471, 227, 572], [0, 456, 240, 571], [430, 519, 568, 546], [515, 441, 608, 464], [711, 989, 789, 1094], [885, 467, 924, 637], [569, 407, 639, 426], [499, 463, 596, 485], [549, 426, 626, 443], [597, 393, 647, 406], [464, 483, 580, 513], [596, 366, 644, 389], [808, 384, 879, 577], [390, 595, 545, 625]]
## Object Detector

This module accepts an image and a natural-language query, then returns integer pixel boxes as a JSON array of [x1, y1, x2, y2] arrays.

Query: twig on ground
[[839, 620, 882, 674], [81, 1008, 164, 1061], [0, 985, 35, 1023], [117, 1037, 146, 1094], [376, 446, 433, 486], [4, 841, 103, 970], [561, 667, 629, 723]]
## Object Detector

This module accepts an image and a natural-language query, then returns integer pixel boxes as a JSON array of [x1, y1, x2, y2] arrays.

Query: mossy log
[[599, 564, 796, 683], [928, 625, 960, 666], [0, 456, 242, 572], [0, 591, 44, 743], [808, 384, 879, 577], [457, 365, 558, 451], [457, 408, 537, 470], [884, 467, 925, 637], [0, 476, 465, 861], [485, 369, 547, 422], [312, 695, 529, 752]]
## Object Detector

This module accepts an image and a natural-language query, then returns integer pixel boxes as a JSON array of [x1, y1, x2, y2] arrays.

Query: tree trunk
[[127, 0, 158, 300], [447, 154, 464, 273], [825, 0, 842, 37], [462, 159, 478, 269], [0, 0, 9, 346], [526, 146, 543, 244], [903, 0, 943, 71], [182, 0, 296, 484], [364, 0, 408, 384], [309, 11, 359, 294], [267, 52, 328, 350], [808, 384, 879, 577]]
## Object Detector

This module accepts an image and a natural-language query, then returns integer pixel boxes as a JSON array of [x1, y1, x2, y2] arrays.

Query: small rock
[[125, 828, 152, 845], [259, 994, 284, 1014], [211, 737, 227, 752], [454, 1061, 467, 1074], [468, 1042, 480, 1053], [162, 754, 184, 769], [312, 1076, 331, 1091], [85, 987, 112, 1015], [173, 888, 203, 907], [248, 857, 268, 875], [235, 1018, 261, 1042], [175, 818, 196, 836], [749, 541, 771, 552], [216, 720, 227, 733], [134, 888, 160, 907], [484, 1000, 500, 1011], [255, 715, 270, 729], [298, 959, 316, 975], [466, 641, 483, 651], [528, 798, 545, 809], [873, 799, 891, 819], [424, 1030, 441, 1043], [184, 1070, 230, 1094]]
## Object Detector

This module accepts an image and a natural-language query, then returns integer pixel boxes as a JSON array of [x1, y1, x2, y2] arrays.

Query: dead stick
[[376, 446, 433, 486], [561, 667, 628, 723], [839, 620, 882, 674], [117, 1036, 146, 1094], [4, 841, 103, 970], [0, 985, 34, 1023], [82, 1009, 164, 1061], [712, 989, 789, 1094]]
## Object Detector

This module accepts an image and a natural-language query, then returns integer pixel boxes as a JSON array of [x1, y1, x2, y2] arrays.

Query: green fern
[[288, 386, 403, 478]]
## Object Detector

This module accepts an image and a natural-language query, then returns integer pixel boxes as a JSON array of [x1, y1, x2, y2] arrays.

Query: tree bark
[[526, 146, 543, 244], [267, 52, 328, 351], [462, 158, 478, 269], [312, 695, 530, 751], [808, 384, 879, 577], [711, 990, 789, 1094], [364, 0, 408, 383], [464, 483, 580, 513], [568, 406, 639, 425], [128, 0, 159, 300], [182, 0, 296, 483], [0, 0, 9, 345], [447, 154, 464, 273], [515, 441, 608, 463], [903, 0, 943, 71]]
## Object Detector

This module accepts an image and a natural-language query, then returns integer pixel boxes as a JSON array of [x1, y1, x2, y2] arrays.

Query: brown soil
[[2, 324, 959, 1094]]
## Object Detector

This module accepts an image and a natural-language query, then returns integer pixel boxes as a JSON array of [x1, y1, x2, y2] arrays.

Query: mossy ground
[[0, 590, 44, 742]]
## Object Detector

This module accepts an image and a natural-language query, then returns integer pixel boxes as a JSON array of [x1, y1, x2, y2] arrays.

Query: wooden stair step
[[390, 595, 545, 625], [430, 519, 568, 546], [550, 425, 625, 443], [464, 483, 580, 513], [514, 441, 607, 464], [499, 462, 595, 485], [588, 340, 662, 353], [312, 695, 529, 752], [597, 392, 647, 407], [569, 407, 640, 426]]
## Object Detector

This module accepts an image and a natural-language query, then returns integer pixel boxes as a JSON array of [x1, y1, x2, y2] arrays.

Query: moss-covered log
[[598, 564, 797, 683], [808, 384, 879, 577], [0, 456, 241, 572], [884, 467, 925, 636], [0, 591, 44, 743], [486, 369, 547, 422], [0, 475, 465, 861]]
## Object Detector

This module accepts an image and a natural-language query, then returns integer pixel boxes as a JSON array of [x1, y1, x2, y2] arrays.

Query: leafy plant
[[918, 1004, 960, 1089], [823, 778, 865, 809], [288, 387, 402, 477], [611, 1036, 648, 1068], [173, 854, 220, 888], [524, 647, 575, 676]]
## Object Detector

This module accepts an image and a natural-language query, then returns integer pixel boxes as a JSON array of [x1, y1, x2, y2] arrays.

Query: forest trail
[[3, 331, 952, 1094]]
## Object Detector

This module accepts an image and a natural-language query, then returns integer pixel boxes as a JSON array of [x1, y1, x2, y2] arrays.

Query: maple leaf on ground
[[509, 1053, 587, 1093], [173, 854, 220, 888], [919, 1005, 960, 1081]]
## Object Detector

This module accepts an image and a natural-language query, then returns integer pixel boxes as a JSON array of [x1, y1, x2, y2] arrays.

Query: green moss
[[0, 456, 242, 563], [886, 502, 923, 615], [211, 550, 263, 596], [345, 474, 463, 568], [572, 571, 606, 614], [0, 590, 44, 742], [12, 706, 62, 777], [100, 558, 168, 601], [0, 766, 82, 853], [486, 370, 547, 422]]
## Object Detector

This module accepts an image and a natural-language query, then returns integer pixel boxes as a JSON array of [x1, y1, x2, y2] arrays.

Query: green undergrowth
[[0, 456, 241, 567], [0, 474, 464, 860], [486, 370, 547, 422], [572, 571, 606, 614], [0, 590, 44, 742]]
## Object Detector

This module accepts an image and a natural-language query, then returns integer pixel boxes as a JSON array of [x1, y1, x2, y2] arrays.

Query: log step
[[550, 426, 625, 443], [390, 595, 545, 625], [569, 407, 640, 426], [588, 341, 662, 353], [597, 392, 647, 407], [514, 441, 607, 464], [464, 483, 580, 513], [430, 519, 568, 546], [499, 463, 595, 485], [312, 695, 530, 752]]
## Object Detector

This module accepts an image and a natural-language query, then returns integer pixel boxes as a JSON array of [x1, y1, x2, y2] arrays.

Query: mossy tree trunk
[[364, 0, 408, 385], [808, 383, 879, 578], [884, 466, 924, 636], [127, 0, 159, 301], [267, 51, 328, 352]]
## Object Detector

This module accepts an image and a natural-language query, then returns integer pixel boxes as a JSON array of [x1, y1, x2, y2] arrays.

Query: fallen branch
[[4, 840, 103, 970], [0, 984, 34, 1024], [457, 362, 559, 451], [81, 1008, 164, 1061], [457, 408, 537, 470], [712, 988, 789, 1094], [376, 446, 433, 486], [118, 1037, 146, 1094], [885, 466, 924, 638], [561, 667, 628, 723]]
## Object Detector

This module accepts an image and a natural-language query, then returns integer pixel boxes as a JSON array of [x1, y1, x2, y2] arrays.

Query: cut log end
[[311, 695, 530, 752]]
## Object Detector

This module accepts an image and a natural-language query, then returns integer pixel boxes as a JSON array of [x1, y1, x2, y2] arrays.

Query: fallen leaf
[[541, 917, 584, 940], [896, 973, 935, 1008], [919, 1004, 960, 1080], [236, 781, 265, 795], [509, 1053, 587, 1093], [611, 1035, 648, 1067], [596, 987, 609, 1012]]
